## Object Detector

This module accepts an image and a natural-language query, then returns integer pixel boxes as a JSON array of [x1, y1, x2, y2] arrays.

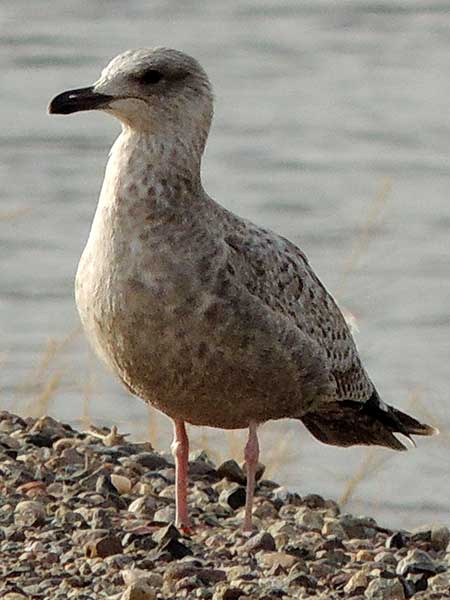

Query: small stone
[[322, 517, 347, 539], [411, 524, 450, 551], [14, 500, 46, 527], [17, 481, 47, 496], [216, 460, 246, 485], [302, 493, 326, 509], [430, 525, 450, 551], [123, 527, 157, 551], [294, 506, 323, 531], [259, 551, 298, 570], [252, 500, 278, 520], [154, 505, 176, 523], [25, 540, 46, 552], [288, 570, 317, 589], [159, 537, 193, 559], [396, 548, 440, 576], [130, 452, 170, 470], [374, 551, 397, 567], [121, 581, 157, 600], [272, 486, 302, 507], [61, 446, 83, 464], [128, 496, 158, 517], [386, 531, 409, 549], [96, 473, 120, 496], [3, 594, 28, 600], [25, 433, 55, 448], [339, 514, 378, 539], [213, 586, 245, 600], [428, 572, 450, 591], [164, 562, 225, 592], [153, 523, 180, 546], [0, 433, 20, 449], [189, 450, 217, 476], [219, 486, 246, 510], [85, 534, 123, 558], [364, 578, 405, 600], [72, 528, 109, 545], [242, 531, 276, 553], [308, 560, 334, 578], [111, 473, 132, 494], [122, 569, 164, 589], [355, 550, 373, 562], [344, 570, 368, 595]]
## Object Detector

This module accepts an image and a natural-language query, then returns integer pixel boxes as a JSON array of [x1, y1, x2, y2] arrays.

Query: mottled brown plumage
[[49, 48, 437, 530]]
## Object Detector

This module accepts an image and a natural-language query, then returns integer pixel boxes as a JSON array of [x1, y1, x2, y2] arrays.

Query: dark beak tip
[[48, 98, 61, 115], [47, 87, 112, 116]]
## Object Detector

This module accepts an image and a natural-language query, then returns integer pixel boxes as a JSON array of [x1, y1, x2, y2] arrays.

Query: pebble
[[85, 534, 123, 558], [241, 531, 276, 554], [121, 581, 157, 600], [152, 523, 180, 546], [322, 517, 347, 539], [386, 531, 409, 549], [219, 485, 246, 510], [14, 500, 46, 527], [153, 505, 176, 523], [355, 549, 374, 562], [344, 570, 368, 595], [216, 460, 246, 485], [295, 506, 324, 531], [365, 577, 406, 599], [259, 551, 298, 570], [111, 473, 132, 494], [411, 524, 450, 551], [212, 586, 245, 600], [130, 452, 170, 470], [128, 496, 158, 517], [397, 548, 441, 576]]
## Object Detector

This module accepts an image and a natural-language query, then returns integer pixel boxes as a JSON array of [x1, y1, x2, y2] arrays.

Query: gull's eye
[[138, 69, 163, 84]]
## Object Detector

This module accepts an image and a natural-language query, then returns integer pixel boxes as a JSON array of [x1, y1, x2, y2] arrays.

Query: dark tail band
[[301, 392, 438, 452]]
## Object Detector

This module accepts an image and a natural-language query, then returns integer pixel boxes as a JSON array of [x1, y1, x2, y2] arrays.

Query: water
[[1, 1, 449, 529]]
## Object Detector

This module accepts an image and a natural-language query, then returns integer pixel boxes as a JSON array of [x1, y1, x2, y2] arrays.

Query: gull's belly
[[75, 244, 321, 428]]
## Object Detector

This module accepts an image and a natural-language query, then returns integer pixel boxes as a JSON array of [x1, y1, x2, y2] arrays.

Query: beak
[[48, 86, 114, 115]]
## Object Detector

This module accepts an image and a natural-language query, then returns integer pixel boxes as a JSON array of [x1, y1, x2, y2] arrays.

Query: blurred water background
[[1, 0, 449, 529]]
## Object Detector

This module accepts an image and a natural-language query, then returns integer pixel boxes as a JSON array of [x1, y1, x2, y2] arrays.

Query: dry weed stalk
[[336, 177, 391, 297], [339, 449, 388, 508], [11, 326, 81, 416], [26, 372, 62, 418]]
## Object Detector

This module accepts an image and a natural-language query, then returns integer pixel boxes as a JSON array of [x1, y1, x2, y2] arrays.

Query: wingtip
[[427, 425, 440, 436]]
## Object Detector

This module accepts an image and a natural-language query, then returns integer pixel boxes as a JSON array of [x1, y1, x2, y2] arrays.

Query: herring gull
[[48, 47, 437, 532]]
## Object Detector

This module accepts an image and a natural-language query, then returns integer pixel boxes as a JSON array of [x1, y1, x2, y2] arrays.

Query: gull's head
[[49, 48, 213, 145]]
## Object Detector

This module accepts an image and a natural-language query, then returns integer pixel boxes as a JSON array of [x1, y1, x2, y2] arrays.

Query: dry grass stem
[[339, 449, 388, 508], [80, 373, 94, 432], [226, 430, 246, 463], [336, 178, 391, 297], [13, 326, 82, 405], [26, 372, 62, 418], [265, 428, 295, 480]]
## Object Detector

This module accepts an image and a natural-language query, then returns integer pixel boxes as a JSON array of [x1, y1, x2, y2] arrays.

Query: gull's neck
[[102, 126, 205, 218]]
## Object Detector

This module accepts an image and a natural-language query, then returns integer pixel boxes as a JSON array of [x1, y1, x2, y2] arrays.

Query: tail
[[301, 392, 438, 452]]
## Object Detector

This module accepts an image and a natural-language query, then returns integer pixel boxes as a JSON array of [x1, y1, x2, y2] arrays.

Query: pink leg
[[171, 419, 191, 530], [243, 421, 259, 532]]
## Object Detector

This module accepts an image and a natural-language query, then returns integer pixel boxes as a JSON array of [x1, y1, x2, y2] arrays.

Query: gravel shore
[[0, 410, 449, 599]]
